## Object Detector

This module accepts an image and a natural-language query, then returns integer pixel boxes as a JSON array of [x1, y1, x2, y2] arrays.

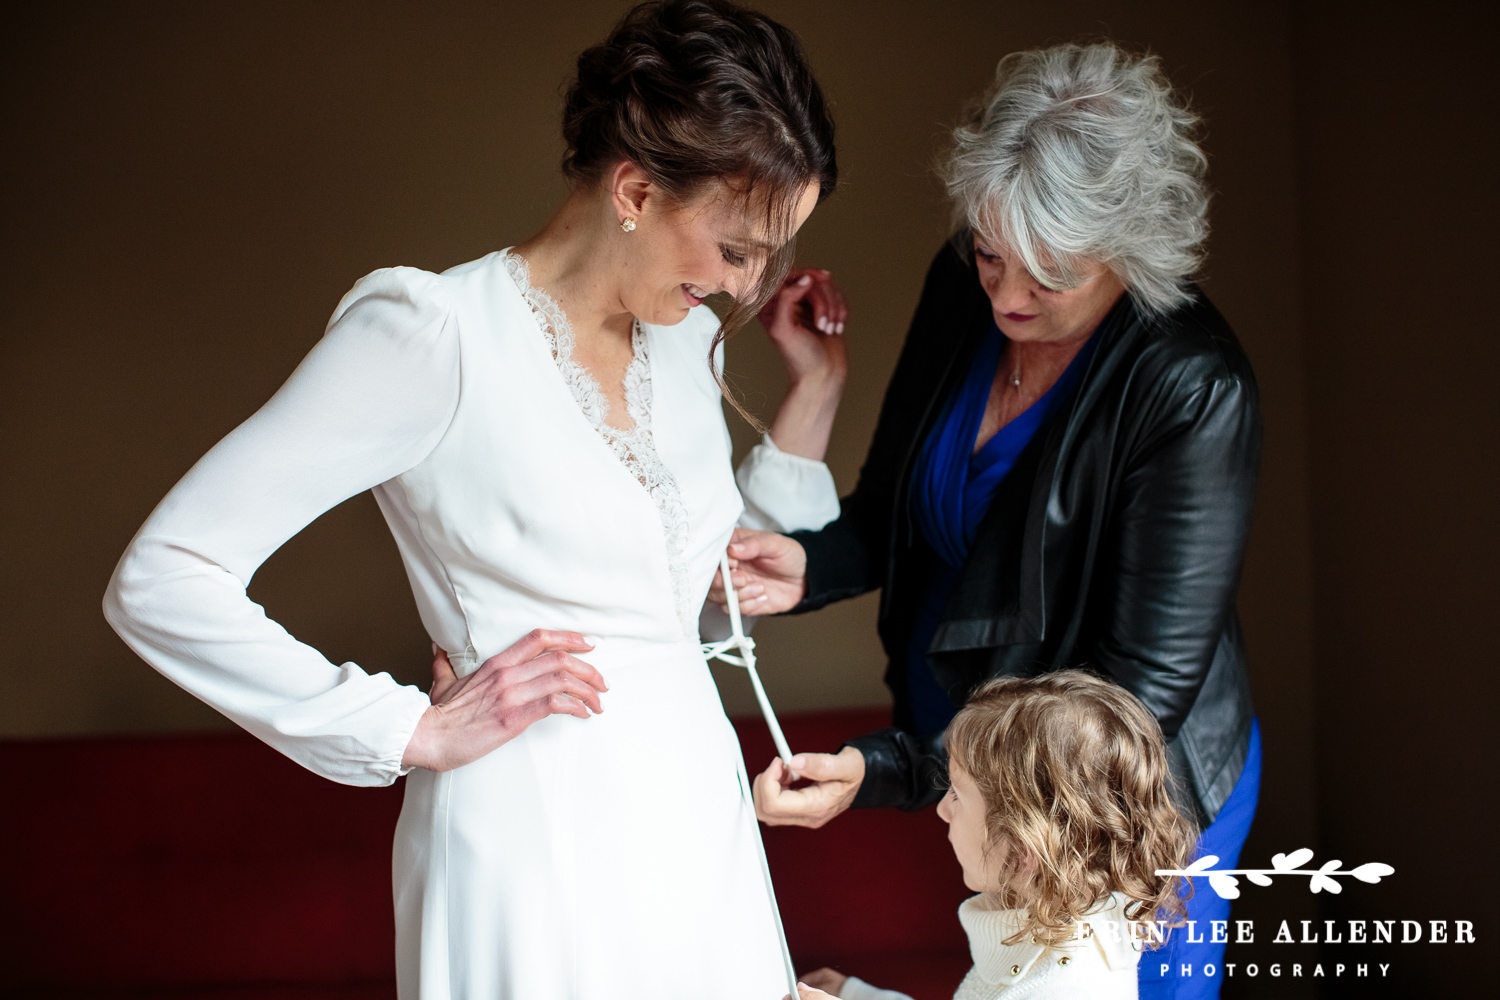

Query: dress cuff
[[378, 680, 434, 784], [735, 432, 839, 533]]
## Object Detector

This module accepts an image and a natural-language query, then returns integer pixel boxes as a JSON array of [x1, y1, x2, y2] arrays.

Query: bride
[[103, 2, 845, 996]]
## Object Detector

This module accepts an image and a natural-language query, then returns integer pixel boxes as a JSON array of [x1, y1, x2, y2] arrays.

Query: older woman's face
[[974, 235, 1126, 345]]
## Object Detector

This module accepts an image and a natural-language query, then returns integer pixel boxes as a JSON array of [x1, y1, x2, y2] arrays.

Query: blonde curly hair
[[946, 671, 1197, 947]]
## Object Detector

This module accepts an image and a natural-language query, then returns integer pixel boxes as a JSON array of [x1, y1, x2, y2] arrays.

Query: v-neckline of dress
[[500, 248, 696, 638], [501, 247, 644, 436]]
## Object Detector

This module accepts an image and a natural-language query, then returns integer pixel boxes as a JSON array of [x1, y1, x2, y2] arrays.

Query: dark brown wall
[[15, 1, 1489, 995], [1292, 1, 1499, 995]]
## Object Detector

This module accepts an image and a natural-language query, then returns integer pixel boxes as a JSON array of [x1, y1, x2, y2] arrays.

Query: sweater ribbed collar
[[957, 891, 1143, 987]]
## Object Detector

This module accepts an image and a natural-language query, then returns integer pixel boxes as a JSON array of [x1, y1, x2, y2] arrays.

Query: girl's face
[[937, 758, 1006, 893], [620, 177, 821, 327], [972, 232, 1126, 346]]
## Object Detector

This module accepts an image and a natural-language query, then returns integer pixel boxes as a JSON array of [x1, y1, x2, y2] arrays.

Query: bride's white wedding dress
[[104, 249, 840, 999]]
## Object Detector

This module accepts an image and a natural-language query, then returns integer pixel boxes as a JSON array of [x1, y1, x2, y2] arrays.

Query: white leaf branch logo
[[1156, 848, 1395, 900]]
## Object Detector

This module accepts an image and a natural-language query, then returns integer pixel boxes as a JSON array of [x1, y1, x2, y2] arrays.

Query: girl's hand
[[788, 986, 838, 1000], [709, 529, 808, 615], [401, 630, 607, 772], [800, 968, 849, 996]]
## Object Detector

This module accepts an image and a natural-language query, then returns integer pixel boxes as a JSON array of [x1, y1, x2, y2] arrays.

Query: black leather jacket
[[789, 241, 1261, 825]]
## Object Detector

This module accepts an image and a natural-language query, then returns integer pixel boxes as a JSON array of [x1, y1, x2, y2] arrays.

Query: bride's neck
[[513, 190, 635, 345]]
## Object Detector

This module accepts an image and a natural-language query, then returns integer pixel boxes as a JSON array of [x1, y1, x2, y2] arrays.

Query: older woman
[[721, 43, 1260, 1000]]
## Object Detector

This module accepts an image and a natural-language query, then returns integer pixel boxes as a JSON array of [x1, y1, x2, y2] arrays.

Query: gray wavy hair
[[944, 43, 1209, 317]]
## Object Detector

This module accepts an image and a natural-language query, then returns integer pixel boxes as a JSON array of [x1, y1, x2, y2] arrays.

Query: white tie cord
[[702, 551, 801, 999], [701, 553, 799, 774]]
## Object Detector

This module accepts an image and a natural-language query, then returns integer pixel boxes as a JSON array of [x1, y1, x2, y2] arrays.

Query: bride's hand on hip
[[710, 528, 808, 615], [401, 629, 606, 772], [753, 746, 865, 828]]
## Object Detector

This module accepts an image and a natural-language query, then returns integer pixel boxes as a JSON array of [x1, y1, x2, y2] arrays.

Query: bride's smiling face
[[613, 172, 821, 326]]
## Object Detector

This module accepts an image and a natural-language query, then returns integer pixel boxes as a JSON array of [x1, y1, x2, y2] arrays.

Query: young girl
[[796, 671, 1196, 1000]]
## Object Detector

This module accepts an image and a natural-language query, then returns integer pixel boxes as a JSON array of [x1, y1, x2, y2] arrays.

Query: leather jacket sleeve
[[845, 727, 950, 811]]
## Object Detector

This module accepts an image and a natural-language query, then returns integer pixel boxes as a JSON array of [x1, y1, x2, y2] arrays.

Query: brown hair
[[946, 671, 1197, 947], [562, 0, 838, 427]]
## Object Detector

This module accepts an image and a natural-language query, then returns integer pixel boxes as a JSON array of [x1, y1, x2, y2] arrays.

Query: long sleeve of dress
[[103, 268, 459, 786], [735, 432, 840, 533]]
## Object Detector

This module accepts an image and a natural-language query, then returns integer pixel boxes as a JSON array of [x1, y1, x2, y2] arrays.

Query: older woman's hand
[[401, 630, 607, 773], [710, 528, 808, 615], [754, 747, 865, 828], [758, 267, 848, 461]]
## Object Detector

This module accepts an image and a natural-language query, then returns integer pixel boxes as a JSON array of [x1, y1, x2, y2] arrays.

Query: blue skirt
[[1139, 719, 1262, 1000]]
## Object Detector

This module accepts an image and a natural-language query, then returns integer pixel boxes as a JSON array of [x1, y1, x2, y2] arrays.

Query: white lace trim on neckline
[[502, 250, 695, 638]]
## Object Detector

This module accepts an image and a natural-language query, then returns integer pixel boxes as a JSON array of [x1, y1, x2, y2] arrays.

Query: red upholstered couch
[[1, 709, 970, 999]]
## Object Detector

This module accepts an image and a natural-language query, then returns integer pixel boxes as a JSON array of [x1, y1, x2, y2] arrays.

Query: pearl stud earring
[[620, 217, 637, 233]]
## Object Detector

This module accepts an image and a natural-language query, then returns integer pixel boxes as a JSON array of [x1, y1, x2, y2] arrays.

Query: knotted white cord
[[702, 551, 800, 998], [701, 553, 798, 773]]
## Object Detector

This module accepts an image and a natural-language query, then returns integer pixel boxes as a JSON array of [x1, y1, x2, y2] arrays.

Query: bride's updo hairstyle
[[562, 0, 837, 418]]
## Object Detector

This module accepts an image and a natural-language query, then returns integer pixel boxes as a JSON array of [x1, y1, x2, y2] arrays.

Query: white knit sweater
[[840, 893, 1143, 1000]]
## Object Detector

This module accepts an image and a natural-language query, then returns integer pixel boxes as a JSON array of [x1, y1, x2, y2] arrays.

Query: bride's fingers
[[545, 691, 593, 721], [495, 650, 608, 700], [487, 628, 594, 671], [812, 281, 840, 333], [431, 646, 457, 682], [428, 646, 467, 703], [782, 276, 816, 331], [758, 273, 797, 323], [507, 690, 590, 733], [829, 286, 848, 333], [799, 270, 846, 335], [508, 666, 606, 715], [527, 650, 606, 688]]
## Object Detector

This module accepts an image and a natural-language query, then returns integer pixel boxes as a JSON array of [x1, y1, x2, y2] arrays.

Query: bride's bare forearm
[[767, 370, 845, 461]]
